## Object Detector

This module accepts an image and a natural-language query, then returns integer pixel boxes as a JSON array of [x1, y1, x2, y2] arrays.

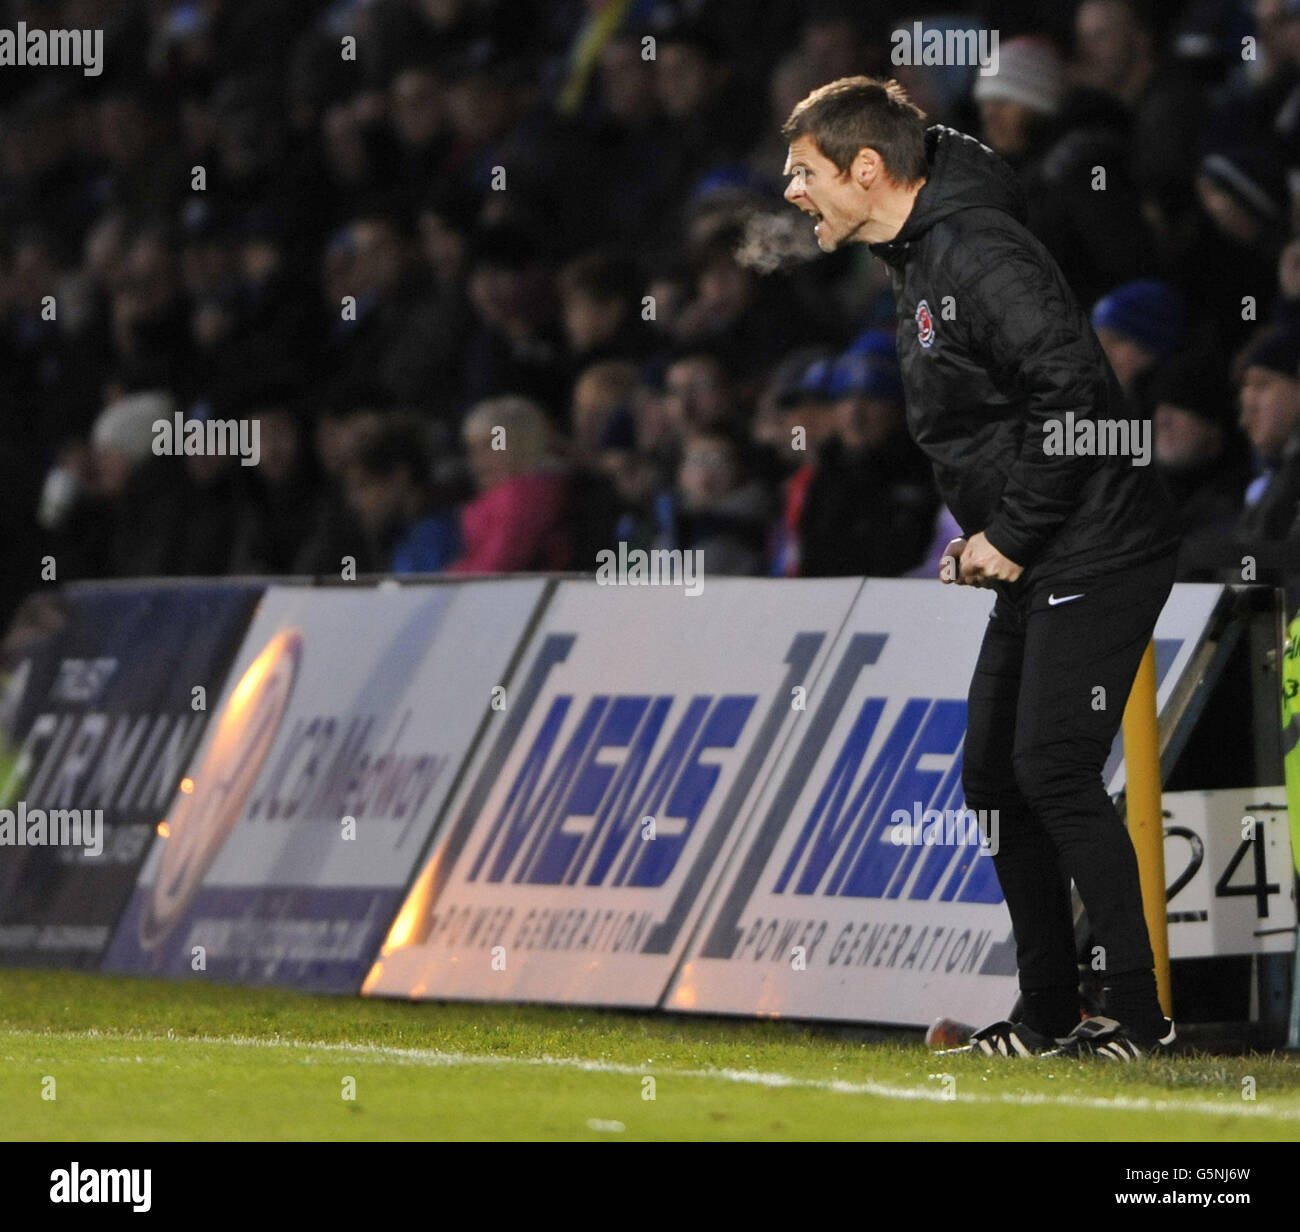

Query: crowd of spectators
[[6, 0, 1300, 632]]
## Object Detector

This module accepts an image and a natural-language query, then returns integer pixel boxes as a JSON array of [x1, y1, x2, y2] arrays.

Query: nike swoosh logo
[[1048, 593, 1084, 606]]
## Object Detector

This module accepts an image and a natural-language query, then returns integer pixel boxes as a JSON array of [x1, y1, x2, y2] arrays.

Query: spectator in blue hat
[[1091, 279, 1189, 397], [798, 352, 938, 578]]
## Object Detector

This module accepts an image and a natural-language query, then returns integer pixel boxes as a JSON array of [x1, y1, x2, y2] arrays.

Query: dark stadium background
[[0, 0, 1294, 640]]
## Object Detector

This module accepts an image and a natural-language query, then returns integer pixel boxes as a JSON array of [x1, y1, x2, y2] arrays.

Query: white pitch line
[[5, 1027, 1300, 1123]]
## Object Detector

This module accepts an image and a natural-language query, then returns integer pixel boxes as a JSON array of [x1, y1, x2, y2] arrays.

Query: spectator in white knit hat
[[89, 390, 174, 500], [39, 389, 174, 537], [970, 34, 1157, 308], [973, 35, 1066, 159]]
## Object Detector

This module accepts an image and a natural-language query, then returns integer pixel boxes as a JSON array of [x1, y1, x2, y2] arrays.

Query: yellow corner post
[[1122, 640, 1171, 1016]]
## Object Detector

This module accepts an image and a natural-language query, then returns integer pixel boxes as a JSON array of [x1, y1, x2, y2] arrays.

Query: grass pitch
[[0, 969, 1297, 1141]]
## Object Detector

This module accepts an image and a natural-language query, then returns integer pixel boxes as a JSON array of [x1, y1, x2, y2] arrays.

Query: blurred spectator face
[[599, 38, 657, 125], [254, 410, 301, 486], [83, 211, 128, 289], [978, 99, 1037, 159], [352, 220, 405, 297], [678, 434, 740, 508], [602, 448, 657, 506], [391, 69, 445, 149], [836, 395, 901, 453], [469, 261, 525, 329], [633, 381, 671, 452], [646, 272, 687, 331], [561, 287, 621, 353], [664, 356, 732, 431], [122, 235, 180, 315], [192, 299, 234, 350], [1073, 0, 1149, 96], [1280, 236, 1300, 300], [91, 446, 134, 500], [781, 399, 833, 459], [419, 0, 470, 24], [1095, 327, 1155, 392], [447, 76, 516, 146], [751, 399, 785, 454], [185, 449, 230, 487], [462, 397, 552, 491], [571, 362, 636, 456], [1239, 365, 1300, 457], [345, 459, 408, 538], [770, 52, 822, 129], [323, 104, 369, 185], [1155, 405, 1222, 469], [418, 210, 469, 284], [463, 423, 513, 489], [241, 236, 283, 287], [1196, 176, 1263, 246], [1255, 0, 1300, 68], [315, 413, 357, 478], [801, 18, 867, 80], [695, 253, 753, 319], [656, 43, 718, 119]]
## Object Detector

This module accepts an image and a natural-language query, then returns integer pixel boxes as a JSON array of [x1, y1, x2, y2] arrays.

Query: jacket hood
[[871, 125, 1026, 262]]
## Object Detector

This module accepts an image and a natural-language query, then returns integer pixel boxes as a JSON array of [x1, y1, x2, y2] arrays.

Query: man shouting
[[781, 76, 1181, 1059]]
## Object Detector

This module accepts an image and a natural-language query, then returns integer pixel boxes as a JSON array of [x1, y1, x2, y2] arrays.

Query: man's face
[[678, 437, 738, 507], [664, 358, 731, 430], [978, 98, 1037, 159], [1155, 405, 1222, 470], [783, 135, 872, 252], [836, 395, 900, 453], [562, 290, 619, 353], [1074, 0, 1141, 94], [781, 399, 834, 458], [1239, 366, 1300, 458], [464, 429, 513, 490], [656, 43, 714, 118], [1095, 326, 1155, 392], [345, 463, 406, 537]]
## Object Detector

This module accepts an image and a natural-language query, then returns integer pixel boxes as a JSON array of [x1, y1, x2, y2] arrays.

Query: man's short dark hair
[[781, 76, 928, 183]]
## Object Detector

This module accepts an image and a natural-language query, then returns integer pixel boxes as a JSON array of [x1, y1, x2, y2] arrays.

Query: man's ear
[[851, 146, 882, 188]]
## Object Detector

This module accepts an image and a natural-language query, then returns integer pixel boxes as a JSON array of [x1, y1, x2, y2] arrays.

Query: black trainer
[[936, 1019, 1061, 1057], [1044, 1015, 1176, 1061]]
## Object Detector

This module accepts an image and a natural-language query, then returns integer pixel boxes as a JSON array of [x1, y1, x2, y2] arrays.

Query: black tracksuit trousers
[[960, 550, 1179, 1024]]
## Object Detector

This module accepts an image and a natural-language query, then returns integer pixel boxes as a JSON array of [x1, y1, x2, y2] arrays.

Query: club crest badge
[[916, 299, 935, 348]]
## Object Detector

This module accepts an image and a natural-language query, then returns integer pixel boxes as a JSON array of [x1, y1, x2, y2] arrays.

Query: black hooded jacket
[[868, 125, 1180, 588]]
